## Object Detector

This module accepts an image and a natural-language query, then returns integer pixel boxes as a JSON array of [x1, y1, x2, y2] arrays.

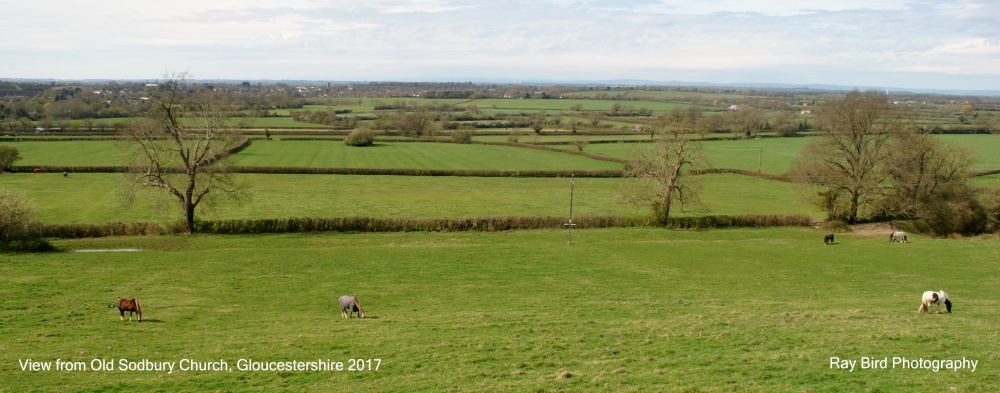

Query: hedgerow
[[38, 214, 812, 239]]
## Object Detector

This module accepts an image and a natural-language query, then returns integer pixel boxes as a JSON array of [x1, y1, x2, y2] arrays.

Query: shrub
[[0, 145, 22, 172], [451, 129, 474, 144], [775, 124, 799, 137], [0, 188, 51, 252], [910, 184, 989, 237], [820, 219, 850, 232], [344, 128, 376, 147]]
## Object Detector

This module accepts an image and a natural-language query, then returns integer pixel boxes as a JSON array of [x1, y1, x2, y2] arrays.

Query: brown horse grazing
[[339, 295, 365, 319], [117, 298, 142, 322]]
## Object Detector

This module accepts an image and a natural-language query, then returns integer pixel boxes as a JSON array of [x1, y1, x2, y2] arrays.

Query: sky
[[3, 0, 999, 91]]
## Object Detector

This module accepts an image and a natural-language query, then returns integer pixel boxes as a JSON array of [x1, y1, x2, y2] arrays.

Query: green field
[[571, 135, 1000, 175], [463, 97, 690, 114], [6, 130, 998, 175], [0, 173, 820, 225], [3, 129, 998, 391], [3, 228, 997, 391], [4, 140, 127, 166], [700, 138, 811, 174], [554, 138, 809, 174], [230, 140, 623, 171], [935, 134, 1000, 171]]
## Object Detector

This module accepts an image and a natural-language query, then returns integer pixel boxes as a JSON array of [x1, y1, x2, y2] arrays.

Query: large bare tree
[[792, 90, 903, 224], [120, 73, 248, 233], [617, 126, 708, 225]]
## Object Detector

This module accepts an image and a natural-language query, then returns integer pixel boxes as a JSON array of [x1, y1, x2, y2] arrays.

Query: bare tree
[[617, 126, 708, 225], [395, 111, 432, 137], [696, 115, 725, 140], [730, 106, 765, 137], [880, 129, 975, 219], [791, 90, 903, 224], [120, 73, 248, 233]]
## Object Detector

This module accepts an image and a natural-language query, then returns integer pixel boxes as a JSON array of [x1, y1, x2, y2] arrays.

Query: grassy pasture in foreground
[[2, 228, 998, 392], [1, 173, 820, 225]]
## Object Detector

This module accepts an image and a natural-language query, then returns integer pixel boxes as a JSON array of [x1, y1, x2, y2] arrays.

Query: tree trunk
[[184, 180, 196, 234], [184, 200, 195, 234], [848, 189, 860, 224], [660, 188, 673, 226]]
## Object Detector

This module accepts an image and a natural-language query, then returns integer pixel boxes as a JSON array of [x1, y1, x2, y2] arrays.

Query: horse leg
[[120, 310, 125, 321]]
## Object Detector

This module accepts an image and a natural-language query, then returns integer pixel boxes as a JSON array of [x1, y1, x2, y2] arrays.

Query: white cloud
[[2, 0, 998, 90]]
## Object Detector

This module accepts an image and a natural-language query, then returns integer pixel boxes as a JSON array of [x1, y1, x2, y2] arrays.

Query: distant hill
[[3, 77, 999, 97]]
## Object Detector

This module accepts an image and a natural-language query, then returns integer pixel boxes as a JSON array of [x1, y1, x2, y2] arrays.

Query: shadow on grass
[[113, 319, 165, 323]]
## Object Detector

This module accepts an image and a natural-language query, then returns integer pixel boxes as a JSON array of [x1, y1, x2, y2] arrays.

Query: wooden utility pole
[[564, 175, 576, 245]]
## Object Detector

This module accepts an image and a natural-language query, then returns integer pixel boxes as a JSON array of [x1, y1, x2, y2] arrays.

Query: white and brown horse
[[918, 290, 952, 314], [339, 295, 365, 319], [116, 298, 142, 322], [890, 231, 908, 243]]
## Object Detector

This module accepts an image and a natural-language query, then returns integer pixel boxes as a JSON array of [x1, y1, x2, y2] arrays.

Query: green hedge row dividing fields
[[38, 214, 812, 238]]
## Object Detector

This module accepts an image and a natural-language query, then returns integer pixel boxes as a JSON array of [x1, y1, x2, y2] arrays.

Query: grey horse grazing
[[890, 231, 908, 243], [823, 232, 835, 245], [339, 295, 365, 319]]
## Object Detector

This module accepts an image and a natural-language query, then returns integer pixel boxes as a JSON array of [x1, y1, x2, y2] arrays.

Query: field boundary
[[39, 214, 814, 238]]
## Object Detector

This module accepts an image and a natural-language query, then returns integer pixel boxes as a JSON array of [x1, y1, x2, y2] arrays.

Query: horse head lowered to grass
[[116, 298, 142, 322], [339, 295, 364, 319]]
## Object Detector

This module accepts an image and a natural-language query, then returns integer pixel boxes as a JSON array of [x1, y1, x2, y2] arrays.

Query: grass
[[244, 116, 329, 128], [936, 134, 1000, 172], [557, 137, 809, 174], [0, 173, 820, 224], [229, 140, 623, 171], [2, 227, 997, 391], [2, 117, 998, 392], [7, 130, 998, 176], [574, 135, 1000, 175], [699, 138, 811, 174], [3, 140, 127, 166], [462, 98, 684, 114], [972, 173, 1000, 188]]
